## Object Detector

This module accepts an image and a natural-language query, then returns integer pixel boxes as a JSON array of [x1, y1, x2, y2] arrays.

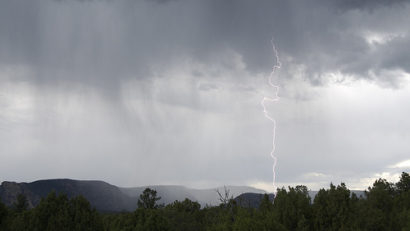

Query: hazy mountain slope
[[1, 179, 367, 212], [120, 185, 266, 207], [235, 193, 275, 208], [0, 179, 266, 211], [0, 179, 135, 212]]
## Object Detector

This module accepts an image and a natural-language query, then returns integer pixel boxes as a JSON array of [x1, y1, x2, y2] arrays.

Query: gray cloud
[[330, 0, 409, 11], [1, 0, 410, 189], [1, 0, 409, 92]]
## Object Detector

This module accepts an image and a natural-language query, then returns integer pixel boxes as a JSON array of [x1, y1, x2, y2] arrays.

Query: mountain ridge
[[1, 179, 366, 212], [0, 179, 265, 212]]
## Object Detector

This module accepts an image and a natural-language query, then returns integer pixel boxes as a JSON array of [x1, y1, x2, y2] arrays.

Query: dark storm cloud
[[201, 0, 410, 86], [1, 0, 409, 91], [330, 0, 409, 11], [147, 0, 180, 4]]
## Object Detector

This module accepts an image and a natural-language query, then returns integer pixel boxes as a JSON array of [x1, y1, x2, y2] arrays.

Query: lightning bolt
[[261, 39, 281, 197]]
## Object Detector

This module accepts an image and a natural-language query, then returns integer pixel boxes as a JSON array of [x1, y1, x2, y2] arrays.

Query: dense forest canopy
[[0, 172, 409, 231]]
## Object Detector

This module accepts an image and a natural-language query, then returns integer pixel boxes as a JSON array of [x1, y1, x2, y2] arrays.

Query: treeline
[[0, 172, 409, 231]]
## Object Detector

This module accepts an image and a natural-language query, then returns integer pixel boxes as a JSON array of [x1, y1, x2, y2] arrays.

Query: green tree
[[259, 194, 273, 213], [164, 199, 202, 231], [0, 201, 9, 228], [9, 194, 34, 231], [396, 172, 410, 193], [359, 178, 395, 231], [31, 191, 70, 231], [312, 183, 353, 230], [135, 208, 169, 231], [273, 185, 311, 231], [29, 191, 103, 231], [395, 172, 410, 230], [137, 188, 162, 209], [68, 195, 104, 231], [13, 193, 29, 213]]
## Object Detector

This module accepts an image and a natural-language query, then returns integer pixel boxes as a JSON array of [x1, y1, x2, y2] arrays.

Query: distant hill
[[120, 185, 266, 207], [0, 179, 135, 212], [234, 193, 275, 208], [0, 179, 265, 212], [1, 179, 365, 212]]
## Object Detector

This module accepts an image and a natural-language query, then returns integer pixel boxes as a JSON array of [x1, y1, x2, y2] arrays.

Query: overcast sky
[[1, 0, 410, 192]]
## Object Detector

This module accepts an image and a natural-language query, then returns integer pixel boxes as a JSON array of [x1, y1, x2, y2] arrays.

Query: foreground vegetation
[[0, 172, 409, 231]]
